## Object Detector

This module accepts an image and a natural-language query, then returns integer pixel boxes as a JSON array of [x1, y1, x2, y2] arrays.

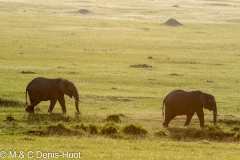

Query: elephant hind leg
[[184, 112, 195, 126], [25, 101, 40, 113], [162, 114, 177, 128]]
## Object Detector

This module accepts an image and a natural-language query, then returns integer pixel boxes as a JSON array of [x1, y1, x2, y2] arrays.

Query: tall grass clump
[[104, 114, 121, 123], [101, 123, 118, 135], [122, 124, 148, 136]]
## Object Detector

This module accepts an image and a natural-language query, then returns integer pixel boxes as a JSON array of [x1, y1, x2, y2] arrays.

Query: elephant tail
[[162, 98, 165, 118]]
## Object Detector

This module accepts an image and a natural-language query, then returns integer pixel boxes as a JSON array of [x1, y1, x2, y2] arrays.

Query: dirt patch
[[164, 18, 182, 27], [27, 130, 46, 136], [77, 9, 92, 14], [130, 64, 152, 68], [206, 80, 214, 83], [169, 73, 182, 76], [207, 3, 231, 6], [86, 95, 131, 102], [172, 5, 179, 7], [21, 71, 36, 74]]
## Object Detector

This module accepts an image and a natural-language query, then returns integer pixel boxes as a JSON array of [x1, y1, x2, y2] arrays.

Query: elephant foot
[[25, 107, 34, 113], [75, 111, 81, 115], [48, 108, 53, 113], [162, 123, 168, 128]]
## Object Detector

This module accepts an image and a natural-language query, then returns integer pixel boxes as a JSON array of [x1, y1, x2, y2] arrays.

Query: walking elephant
[[25, 77, 80, 114], [162, 90, 217, 128]]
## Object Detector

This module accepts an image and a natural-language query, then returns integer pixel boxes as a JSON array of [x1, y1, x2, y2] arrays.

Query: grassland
[[1, 0, 240, 159]]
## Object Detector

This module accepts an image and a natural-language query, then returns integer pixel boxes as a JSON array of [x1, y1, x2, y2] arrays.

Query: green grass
[[1, 0, 240, 159]]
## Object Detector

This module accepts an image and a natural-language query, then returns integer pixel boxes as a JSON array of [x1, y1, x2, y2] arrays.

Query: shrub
[[154, 130, 167, 137], [105, 114, 121, 123], [0, 98, 22, 107], [231, 126, 240, 132], [27, 130, 46, 136], [88, 124, 98, 135], [122, 124, 148, 135], [101, 123, 118, 135], [74, 123, 88, 131], [6, 114, 14, 121], [74, 123, 98, 135], [47, 123, 80, 136]]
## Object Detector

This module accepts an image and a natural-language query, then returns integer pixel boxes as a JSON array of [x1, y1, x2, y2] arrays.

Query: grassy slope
[[1, 0, 240, 159]]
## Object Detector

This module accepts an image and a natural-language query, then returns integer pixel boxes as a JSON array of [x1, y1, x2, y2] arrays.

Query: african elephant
[[25, 77, 80, 114], [162, 90, 217, 128]]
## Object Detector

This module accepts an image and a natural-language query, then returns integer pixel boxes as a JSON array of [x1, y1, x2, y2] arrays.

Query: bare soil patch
[[164, 18, 182, 27], [130, 64, 152, 68], [77, 9, 92, 14]]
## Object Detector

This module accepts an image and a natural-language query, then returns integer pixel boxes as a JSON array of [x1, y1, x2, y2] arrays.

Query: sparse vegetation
[[130, 64, 153, 68], [104, 114, 121, 123], [21, 71, 36, 74], [0, 98, 22, 107], [1, 0, 240, 159], [154, 130, 167, 137]]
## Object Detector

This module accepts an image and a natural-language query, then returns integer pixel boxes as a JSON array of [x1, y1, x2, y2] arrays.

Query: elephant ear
[[199, 93, 209, 109], [58, 80, 72, 98]]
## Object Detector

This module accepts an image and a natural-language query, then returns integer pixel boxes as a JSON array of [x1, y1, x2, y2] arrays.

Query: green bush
[[231, 126, 240, 132], [47, 123, 80, 136], [88, 124, 98, 135], [0, 98, 22, 107], [6, 114, 14, 121], [154, 130, 167, 137], [101, 123, 118, 135], [74, 123, 98, 135], [104, 114, 121, 123], [122, 124, 148, 135], [74, 123, 88, 131]]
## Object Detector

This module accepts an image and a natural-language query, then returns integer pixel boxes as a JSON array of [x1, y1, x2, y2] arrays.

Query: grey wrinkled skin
[[162, 90, 217, 128], [25, 77, 80, 114]]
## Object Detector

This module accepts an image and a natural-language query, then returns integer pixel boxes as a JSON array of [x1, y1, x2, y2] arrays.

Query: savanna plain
[[1, 0, 240, 159]]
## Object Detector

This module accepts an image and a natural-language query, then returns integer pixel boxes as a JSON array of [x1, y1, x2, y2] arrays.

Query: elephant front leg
[[48, 99, 57, 113], [184, 112, 195, 126], [196, 111, 204, 128], [58, 97, 66, 114]]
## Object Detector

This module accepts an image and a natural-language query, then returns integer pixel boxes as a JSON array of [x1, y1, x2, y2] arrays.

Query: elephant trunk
[[213, 104, 217, 125], [73, 91, 80, 114]]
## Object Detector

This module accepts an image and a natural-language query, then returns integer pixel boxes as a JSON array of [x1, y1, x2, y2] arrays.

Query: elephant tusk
[[213, 111, 219, 116]]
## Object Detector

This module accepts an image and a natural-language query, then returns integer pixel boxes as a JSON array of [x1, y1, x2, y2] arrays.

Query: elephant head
[[199, 93, 217, 125], [58, 80, 80, 113]]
